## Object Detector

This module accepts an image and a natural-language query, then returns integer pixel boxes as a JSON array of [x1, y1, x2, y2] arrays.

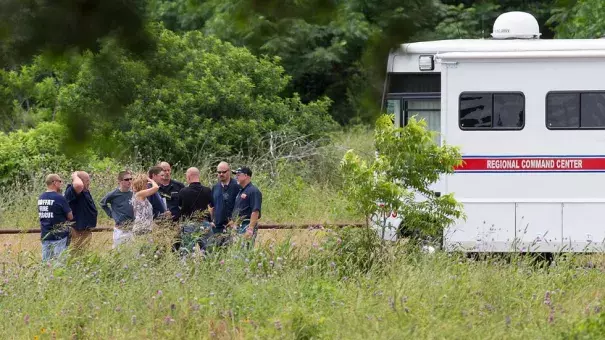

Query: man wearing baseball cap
[[231, 166, 262, 245]]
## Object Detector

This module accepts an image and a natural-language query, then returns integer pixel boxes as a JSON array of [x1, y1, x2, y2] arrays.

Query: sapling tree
[[340, 114, 464, 244]]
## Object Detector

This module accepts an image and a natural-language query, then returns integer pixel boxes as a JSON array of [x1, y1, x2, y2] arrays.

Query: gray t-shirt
[[100, 189, 134, 226]]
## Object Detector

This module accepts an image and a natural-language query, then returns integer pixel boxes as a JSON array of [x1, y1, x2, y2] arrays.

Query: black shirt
[[178, 182, 213, 221], [64, 185, 98, 230], [159, 179, 185, 221], [233, 182, 262, 222]]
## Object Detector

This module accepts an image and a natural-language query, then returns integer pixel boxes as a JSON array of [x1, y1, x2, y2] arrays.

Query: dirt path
[[0, 228, 327, 262]]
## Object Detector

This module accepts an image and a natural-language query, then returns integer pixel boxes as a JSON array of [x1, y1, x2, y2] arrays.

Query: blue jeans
[[236, 221, 258, 249], [41, 237, 68, 261], [179, 221, 212, 255]]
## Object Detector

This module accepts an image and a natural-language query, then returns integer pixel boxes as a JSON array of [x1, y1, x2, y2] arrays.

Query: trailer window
[[459, 92, 524, 130], [547, 92, 605, 129]]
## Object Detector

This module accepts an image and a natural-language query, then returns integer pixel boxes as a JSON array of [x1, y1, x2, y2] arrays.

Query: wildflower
[[329, 262, 336, 269], [544, 291, 551, 306], [220, 260, 225, 265], [257, 263, 262, 269], [176, 273, 182, 278], [274, 320, 282, 330], [164, 316, 175, 324], [269, 261, 274, 266], [157, 290, 163, 296], [548, 308, 555, 324]]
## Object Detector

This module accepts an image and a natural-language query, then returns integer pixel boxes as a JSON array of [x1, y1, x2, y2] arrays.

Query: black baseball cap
[[232, 167, 252, 176]]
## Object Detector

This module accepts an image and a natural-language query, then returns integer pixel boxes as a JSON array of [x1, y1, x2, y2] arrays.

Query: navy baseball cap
[[232, 167, 252, 176]]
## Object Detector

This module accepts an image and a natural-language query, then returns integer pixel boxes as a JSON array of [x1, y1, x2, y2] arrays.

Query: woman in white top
[[130, 174, 159, 235]]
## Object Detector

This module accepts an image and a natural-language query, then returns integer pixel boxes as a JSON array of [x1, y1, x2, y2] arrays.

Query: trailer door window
[[386, 99, 402, 127], [459, 92, 524, 130], [547, 92, 605, 129], [406, 99, 440, 144]]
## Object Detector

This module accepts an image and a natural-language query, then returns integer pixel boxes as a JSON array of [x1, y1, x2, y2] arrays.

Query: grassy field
[[3, 126, 605, 339], [1, 227, 605, 339]]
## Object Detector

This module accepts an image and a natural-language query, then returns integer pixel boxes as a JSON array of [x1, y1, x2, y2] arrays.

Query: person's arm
[[246, 190, 262, 236], [71, 172, 84, 194], [60, 197, 74, 221], [208, 187, 215, 222], [100, 190, 114, 218], [247, 211, 259, 236], [135, 179, 159, 200]]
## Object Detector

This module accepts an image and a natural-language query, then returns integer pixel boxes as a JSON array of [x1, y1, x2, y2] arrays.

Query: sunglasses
[[217, 170, 229, 174], [122, 178, 133, 181]]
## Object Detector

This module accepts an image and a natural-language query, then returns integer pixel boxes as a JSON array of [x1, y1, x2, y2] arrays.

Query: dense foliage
[[0, 24, 336, 182]]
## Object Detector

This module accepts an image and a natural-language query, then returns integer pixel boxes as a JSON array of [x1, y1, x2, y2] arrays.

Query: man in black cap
[[231, 166, 262, 245]]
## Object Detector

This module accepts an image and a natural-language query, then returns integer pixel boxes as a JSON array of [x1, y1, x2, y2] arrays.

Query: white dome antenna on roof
[[491, 11, 541, 39]]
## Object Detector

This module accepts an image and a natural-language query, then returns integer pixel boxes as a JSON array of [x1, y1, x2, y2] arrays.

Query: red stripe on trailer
[[454, 157, 605, 172]]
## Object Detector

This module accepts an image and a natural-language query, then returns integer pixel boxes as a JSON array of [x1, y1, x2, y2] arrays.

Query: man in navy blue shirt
[[209, 162, 239, 232], [39, 174, 73, 261], [231, 166, 262, 245], [208, 161, 239, 249], [65, 171, 98, 253]]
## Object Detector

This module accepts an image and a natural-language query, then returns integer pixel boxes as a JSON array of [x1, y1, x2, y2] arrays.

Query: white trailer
[[383, 11, 605, 252]]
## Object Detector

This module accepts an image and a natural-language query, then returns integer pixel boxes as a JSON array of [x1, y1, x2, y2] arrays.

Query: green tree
[[0, 24, 336, 178], [340, 114, 463, 241], [149, 0, 443, 124], [548, 0, 605, 38], [421, 0, 554, 41]]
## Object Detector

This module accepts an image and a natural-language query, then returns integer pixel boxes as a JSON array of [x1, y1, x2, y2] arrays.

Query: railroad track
[[0, 223, 365, 235]]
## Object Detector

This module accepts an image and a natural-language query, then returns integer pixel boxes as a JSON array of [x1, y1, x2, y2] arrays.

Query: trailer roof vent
[[491, 11, 541, 40]]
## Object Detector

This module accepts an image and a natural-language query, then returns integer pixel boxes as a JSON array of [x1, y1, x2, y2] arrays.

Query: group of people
[[38, 161, 262, 261]]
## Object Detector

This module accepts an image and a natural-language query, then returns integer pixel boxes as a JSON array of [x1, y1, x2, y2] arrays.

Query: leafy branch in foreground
[[340, 114, 464, 240]]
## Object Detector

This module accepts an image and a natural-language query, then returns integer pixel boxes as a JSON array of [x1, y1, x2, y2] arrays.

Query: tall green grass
[[1, 228, 603, 339], [0, 126, 375, 229]]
